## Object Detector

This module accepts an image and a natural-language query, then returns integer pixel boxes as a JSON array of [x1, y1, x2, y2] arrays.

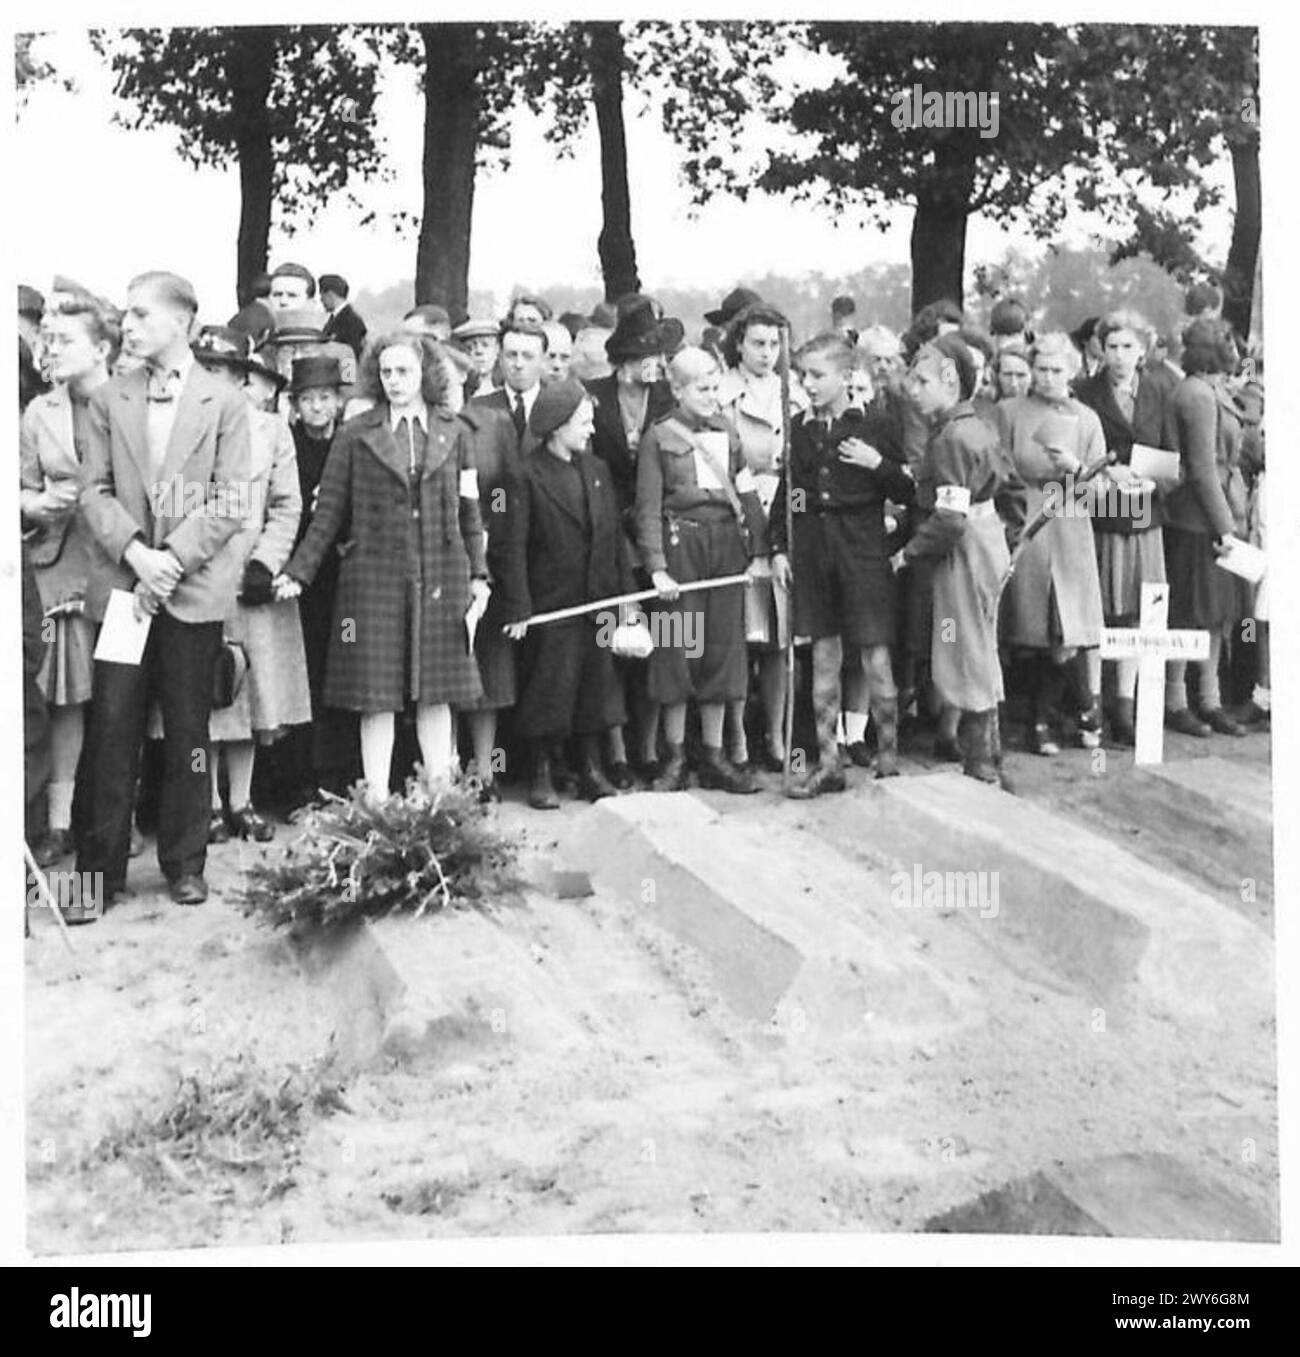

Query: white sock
[[1253, 684, 1271, 712], [415, 703, 454, 782], [47, 779, 75, 831], [360, 711, 395, 794], [843, 712, 868, 744]]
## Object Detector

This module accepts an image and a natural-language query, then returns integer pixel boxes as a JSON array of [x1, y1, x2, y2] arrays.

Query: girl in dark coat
[[499, 381, 633, 808], [277, 332, 489, 794]]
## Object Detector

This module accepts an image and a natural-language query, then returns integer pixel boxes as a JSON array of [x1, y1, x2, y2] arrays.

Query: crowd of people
[[17, 263, 1268, 920]]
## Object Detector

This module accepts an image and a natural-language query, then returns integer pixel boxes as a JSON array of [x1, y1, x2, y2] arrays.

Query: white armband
[[935, 484, 971, 515], [459, 469, 480, 499]]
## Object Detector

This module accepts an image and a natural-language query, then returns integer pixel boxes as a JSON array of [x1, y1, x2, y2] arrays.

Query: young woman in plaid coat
[[279, 332, 489, 793]]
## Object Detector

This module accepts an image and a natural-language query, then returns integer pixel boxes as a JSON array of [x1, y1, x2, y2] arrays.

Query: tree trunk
[[908, 136, 978, 317], [416, 24, 480, 319], [226, 28, 276, 310], [585, 22, 640, 302], [1222, 131, 1260, 341]]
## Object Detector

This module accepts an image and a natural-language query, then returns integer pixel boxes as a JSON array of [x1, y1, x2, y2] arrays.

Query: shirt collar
[[147, 348, 195, 385], [389, 402, 428, 433], [508, 383, 540, 416]]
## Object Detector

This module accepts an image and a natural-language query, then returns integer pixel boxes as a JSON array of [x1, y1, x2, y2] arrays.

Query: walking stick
[[778, 323, 796, 791], [23, 841, 82, 975], [521, 573, 750, 627]]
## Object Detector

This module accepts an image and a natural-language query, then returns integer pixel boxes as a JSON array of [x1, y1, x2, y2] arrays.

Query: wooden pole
[[779, 322, 796, 791], [523, 573, 749, 628], [23, 842, 82, 975]]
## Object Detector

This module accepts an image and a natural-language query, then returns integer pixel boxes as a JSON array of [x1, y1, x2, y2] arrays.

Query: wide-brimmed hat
[[290, 354, 345, 394], [704, 287, 763, 328], [605, 301, 666, 363], [452, 317, 499, 343], [194, 325, 253, 370], [263, 308, 325, 345]]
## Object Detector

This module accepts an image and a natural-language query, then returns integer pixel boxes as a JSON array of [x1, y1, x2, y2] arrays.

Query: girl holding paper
[[635, 346, 768, 794], [20, 296, 118, 867], [1074, 311, 1177, 745], [997, 332, 1107, 755], [276, 332, 489, 794]]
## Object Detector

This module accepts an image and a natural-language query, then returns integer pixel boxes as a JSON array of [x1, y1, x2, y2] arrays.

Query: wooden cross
[[1100, 582, 1210, 765]]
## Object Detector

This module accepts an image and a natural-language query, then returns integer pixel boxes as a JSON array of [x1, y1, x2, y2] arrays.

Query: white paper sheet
[[1129, 443, 1182, 488], [93, 588, 152, 665], [1214, 538, 1267, 584], [692, 431, 730, 491]]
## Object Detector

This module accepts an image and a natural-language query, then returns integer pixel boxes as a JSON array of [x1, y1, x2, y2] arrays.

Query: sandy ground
[[26, 725, 1276, 1254]]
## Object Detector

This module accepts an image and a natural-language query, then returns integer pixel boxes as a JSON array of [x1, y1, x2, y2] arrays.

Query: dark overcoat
[[284, 404, 487, 711], [585, 374, 675, 518], [496, 447, 633, 627]]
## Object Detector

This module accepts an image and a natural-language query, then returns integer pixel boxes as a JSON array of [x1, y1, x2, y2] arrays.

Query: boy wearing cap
[[770, 333, 914, 796], [452, 317, 501, 401], [499, 380, 633, 808]]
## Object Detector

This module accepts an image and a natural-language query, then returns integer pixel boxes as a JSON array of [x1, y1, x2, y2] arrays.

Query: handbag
[[212, 637, 249, 710]]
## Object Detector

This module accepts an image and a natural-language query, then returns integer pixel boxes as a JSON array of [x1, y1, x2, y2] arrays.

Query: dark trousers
[[76, 611, 222, 890]]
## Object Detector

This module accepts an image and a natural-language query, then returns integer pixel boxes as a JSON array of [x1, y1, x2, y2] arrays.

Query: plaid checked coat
[[284, 402, 487, 711]]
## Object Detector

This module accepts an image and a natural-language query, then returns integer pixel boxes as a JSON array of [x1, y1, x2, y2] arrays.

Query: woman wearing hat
[[283, 353, 360, 801], [20, 295, 118, 865], [188, 327, 311, 841], [276, 331, 489, 795], [499, 381, 633, 808], [587, 301, 675, 783], [635, 346, 768, 794], [716, 300, 795, 773]]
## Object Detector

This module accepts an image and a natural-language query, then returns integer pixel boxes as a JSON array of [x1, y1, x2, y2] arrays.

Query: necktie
[[512, 392, 527, 442]]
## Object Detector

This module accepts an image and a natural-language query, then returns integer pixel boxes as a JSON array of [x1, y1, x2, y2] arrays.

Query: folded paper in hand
[[1214, 538, 1267, 584], [1129, 443, 1181, 488], [93, 588, 152, 665], [465, 592, 489, 651]]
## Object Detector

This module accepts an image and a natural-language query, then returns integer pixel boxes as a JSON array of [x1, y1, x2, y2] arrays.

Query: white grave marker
[[1100, 582, 1209, 765]]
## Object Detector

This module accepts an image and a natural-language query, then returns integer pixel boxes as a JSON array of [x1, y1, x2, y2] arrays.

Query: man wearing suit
[[75, 271, 251, 908], [457, 319, 548, 791], [320, 273, 368, 360]]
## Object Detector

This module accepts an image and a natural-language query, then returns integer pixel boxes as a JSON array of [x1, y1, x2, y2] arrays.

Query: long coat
[[1164, 375, 1243, 538], [19, 383, 113, 611], [585, 374, 675, 522], [997, 393, 1106, 649], [212, 409, 312, 740], [284, 404, 487, 711]]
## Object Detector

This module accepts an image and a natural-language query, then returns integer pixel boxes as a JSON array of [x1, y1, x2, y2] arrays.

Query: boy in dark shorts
[[771, 333, 914, 796]]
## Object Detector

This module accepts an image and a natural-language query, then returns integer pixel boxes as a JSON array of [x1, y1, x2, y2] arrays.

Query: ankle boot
[[697, 745, 758, 794], [650, 742, 689, 792], [575, 735, 618, 801], [871, 696, 900, 778], [528, 743, 560, 810], [962, 709, 1000, 784]]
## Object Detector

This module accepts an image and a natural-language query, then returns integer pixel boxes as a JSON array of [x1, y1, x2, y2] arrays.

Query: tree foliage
[[89, 25, 388, 231]]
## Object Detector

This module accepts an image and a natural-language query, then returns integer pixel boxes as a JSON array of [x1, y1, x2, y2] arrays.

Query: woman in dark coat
[[1161, 317, 1248, 737], [278, 331, 489, 794], [1074, 310, 1177, 744], [635, 346, 767, 794], [499, 381, 633, 808]]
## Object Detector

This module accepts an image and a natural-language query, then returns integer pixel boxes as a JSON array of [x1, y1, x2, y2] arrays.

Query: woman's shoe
[[231, 806, 274, 842], [528, 756, 560, 811], [1165, 708, 1211, 738], [1028, 723, 1060, 757], [1200, 707, 1246, 737], [697, 749, 758, 794], [575, 764, 618, 802], [608, 761, 635, 791], [786, 763, 847, 799], [1075, 705, 1103, 750], [932, 735, 963, 763], [33, 828, 74, 868], [649, 745, 689, 793], [757, 745, 786, 774], [208, 810, 231, 844]]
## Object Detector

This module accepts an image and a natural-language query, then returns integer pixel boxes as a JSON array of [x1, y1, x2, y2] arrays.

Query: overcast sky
[[13, 10, 1236, 322]]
